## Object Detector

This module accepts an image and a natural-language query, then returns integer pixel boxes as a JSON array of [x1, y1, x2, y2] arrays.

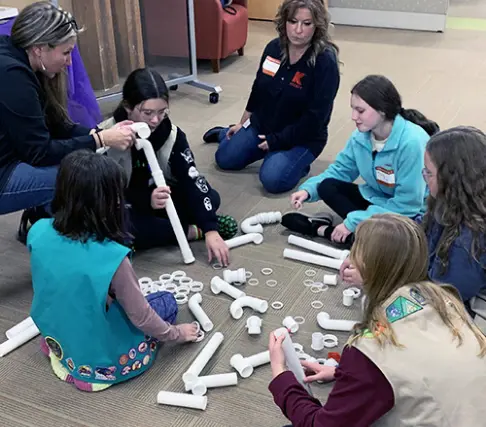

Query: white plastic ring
[[311, 285, 323, 293], [190, 281, 204, 292], [298, 353, 311, 360], [152, 280, 165, 291], [304, 279, 315, 287], [195, 329, 205, 342], [174, 293, 189, 305], [261, 268, 273, 276], [294, 316, 305, 325], [171, 271, 186, 282], [322, 334, 338, 348], [192, 321, 201, 333], [347, 287, 362, 299], [248, 278, 259, 286], [245, 271, 253, 279], [266, 279, 278, 288], [320, 284, 329, 292], [179, 277, 193, 286], [176, 286, 191, 295], [212, 262, 223, 270], [164, 283, 178, 294], [293, 343, 304, 352], [271, 301, 284, 310], [159, 273, 173, 283], [305, 269, 317, 277], [311, 300, 324, 309], [138, 277, 153, 286]]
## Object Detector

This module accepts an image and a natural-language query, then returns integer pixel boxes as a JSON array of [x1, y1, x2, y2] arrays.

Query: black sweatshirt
[[126, 118, 219, 233], [0, 36, 95, 193], [246, 38, 340, 157]]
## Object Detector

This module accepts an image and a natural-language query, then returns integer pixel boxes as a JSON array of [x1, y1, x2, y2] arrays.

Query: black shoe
[[320, 225, 355, 250], [281, 212, 333, 237], [17, 206, 50, 245], [203, 126, 225, 143]]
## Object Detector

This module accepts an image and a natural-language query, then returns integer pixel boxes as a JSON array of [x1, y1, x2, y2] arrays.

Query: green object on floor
[[447, 17, 486, 31], [217, 214, 238, 240]]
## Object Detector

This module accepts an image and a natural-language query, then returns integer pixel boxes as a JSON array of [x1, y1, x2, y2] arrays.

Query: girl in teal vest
[[28, 150, 199, 392]]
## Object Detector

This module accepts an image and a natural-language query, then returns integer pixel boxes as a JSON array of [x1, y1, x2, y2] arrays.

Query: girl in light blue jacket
[[282, 75, 439, 248]]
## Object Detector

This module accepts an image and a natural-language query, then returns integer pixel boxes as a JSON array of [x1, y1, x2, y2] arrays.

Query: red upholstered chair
[[193, 0, 249, 72]]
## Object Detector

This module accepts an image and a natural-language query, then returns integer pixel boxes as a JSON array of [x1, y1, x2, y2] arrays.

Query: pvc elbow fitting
[[230, 296, 269, 320]]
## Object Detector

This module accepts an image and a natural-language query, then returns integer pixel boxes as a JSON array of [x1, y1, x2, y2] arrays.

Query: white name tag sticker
[[242, 118, 251, 128], [375, 167, 395, 187], [262, 56, 280, 77]]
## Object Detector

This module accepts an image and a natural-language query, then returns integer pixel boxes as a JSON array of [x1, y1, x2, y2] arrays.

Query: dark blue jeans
[[215, 126, 315, 194], [0, 163, 58, 215]]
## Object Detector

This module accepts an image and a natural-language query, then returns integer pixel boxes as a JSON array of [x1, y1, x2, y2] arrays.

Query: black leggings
[[128, 188, 221, 250], [317, 178, 371, 220]]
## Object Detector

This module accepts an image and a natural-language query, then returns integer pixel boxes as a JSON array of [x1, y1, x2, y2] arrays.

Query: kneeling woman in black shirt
[[204, 0, 340, 194], [100, 68, 237, 266]]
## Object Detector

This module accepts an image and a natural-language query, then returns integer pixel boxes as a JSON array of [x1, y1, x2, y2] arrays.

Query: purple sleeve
[[110, 258, 182, 342], [268, 346, 394, 427]]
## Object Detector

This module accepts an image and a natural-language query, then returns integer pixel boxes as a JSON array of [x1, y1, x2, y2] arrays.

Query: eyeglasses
[[138, 108, 170, 120]]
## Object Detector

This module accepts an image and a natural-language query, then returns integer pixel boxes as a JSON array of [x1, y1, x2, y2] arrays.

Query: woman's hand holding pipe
[[100, 121, 136, 151]]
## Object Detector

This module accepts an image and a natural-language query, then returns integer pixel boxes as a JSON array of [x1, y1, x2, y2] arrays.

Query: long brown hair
[[348, 214, 486, 357], [11, 2, 83, 129], [423, 126, 486, 274], [275, 0, 338, 66]]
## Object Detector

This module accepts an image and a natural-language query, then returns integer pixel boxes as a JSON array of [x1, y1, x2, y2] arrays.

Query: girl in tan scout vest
[[269, 213, 486, 427]]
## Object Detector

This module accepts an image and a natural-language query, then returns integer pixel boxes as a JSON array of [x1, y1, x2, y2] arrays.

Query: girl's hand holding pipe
[[301, 360, 336, 383], [269, 332, 287, 379], [151, 186, 171, 210]]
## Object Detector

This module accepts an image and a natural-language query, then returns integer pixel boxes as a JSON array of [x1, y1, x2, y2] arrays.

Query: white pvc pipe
[[225, 233, 263, 249], [323, 274, 338, 286], [246, 316, 262, 335], [210, 277, 246, 300], [0, 324, 40, 357], [223, 268, 246, 284], [131, 122, 151, 139], [182, 332, 224, 384], [5, 317, 35, 340], [273, 328, 313, 395], [188, 293, 214, 332], [283, 248, 343, 270], [230, 350, 270, 378], [317, 312, 359, 332], [135, 138, 195, 264], [240, 211, 282, 234], [342, 289, 355, 307], [230, 296, 268, 320], [156, 391, 207, 410], [288, 234, 350, 260], [184, 373, 238, 396]]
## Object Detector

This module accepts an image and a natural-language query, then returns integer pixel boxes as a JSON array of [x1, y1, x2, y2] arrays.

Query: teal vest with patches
[[28, 219, 157, 384]]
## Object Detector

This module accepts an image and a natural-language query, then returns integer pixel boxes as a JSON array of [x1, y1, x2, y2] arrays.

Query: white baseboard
[[329, 7, 447, 32]]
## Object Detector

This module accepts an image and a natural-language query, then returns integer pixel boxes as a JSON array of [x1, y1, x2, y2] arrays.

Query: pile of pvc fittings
[[138, 271, 204, 305]]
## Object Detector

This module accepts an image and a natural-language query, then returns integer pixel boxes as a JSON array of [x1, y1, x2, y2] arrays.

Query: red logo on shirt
[[291, 71, 305, 89]]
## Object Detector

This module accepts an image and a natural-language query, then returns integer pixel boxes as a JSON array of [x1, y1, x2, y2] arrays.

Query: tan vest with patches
[[97, 117, 178, 185], [354, 285, 486, 427]]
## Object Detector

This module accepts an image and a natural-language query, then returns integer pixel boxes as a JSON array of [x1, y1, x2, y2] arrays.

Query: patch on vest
[[386, 296, 423, 323], [181, 148, 194, 163], [195, 176, 209, 193], [188, 166, 199, 178], [204, 197, 212, 211], [66, 357, 75, 371], [45, 336, 63, 360], [409, 287, 427, 306], [95, 366, 117, 381]]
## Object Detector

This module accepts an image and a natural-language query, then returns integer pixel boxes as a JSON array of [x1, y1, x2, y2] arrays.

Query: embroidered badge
[[132, 360, 142, 371], [188, 166, 199, 179], [78, 365, 93, 378], [410, 288, 427, 306], [128, 348, 137, 360], [138, 342, 148, 353], [121, 366, 132, 376], [95, 366, 117, 381], [45, 336, 63, 360], [181, 148, 194, 164], [119, 354, 129, 365], [386, 296, 423, 323], [195, 176, 209, 193], [150, 341, 157, 352], [66, 358, 75, 371], [203, 197, 212, 211], [143, 355, 151, 366], [290, 71, 305, 89]]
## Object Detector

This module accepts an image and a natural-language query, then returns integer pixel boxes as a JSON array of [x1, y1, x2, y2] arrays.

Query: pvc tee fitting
[[246, 316, 263, 335]]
